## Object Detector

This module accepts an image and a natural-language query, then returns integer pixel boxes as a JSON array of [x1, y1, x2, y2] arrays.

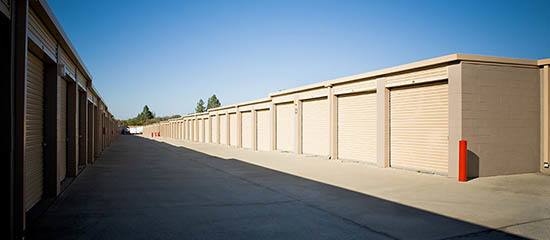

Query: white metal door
[[256, 109, 271, 151], [390, 81, 449, 174], [302, 98, 329, 156], [241, 111, 252, 149], [276, 103, 294, 152], [25, 52, 45, 211], [229, 113, 237, 146], [205, 118, 211, 143], [220, 114, 228, 145], [199, 119, 204, 142], [211, 116, 218, 143], [337, 92, 377, 163], [193, 119, 198, 141]]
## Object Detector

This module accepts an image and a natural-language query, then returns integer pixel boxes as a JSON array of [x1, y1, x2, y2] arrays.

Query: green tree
[[207, 94, 221, 110], [138, 105, 155, 120], [195, 99, 206, 113]]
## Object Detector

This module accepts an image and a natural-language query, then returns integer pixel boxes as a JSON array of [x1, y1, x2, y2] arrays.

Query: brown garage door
[[25, 52, 45, 211], [87, 102, 94, 164], [57, 77, 67, 182], [390, 81, 449, 174]]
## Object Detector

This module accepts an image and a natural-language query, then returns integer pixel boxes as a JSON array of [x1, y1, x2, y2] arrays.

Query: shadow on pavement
[[27, 136, 525, 240]]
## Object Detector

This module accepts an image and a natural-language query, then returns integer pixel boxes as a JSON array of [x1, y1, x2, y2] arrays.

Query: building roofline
[[539, 58, 550, 66], [33, 0, 110, 112], [269, 53, 540, 97], [207, 104, 238, 112], [164, 53, 548, 123]]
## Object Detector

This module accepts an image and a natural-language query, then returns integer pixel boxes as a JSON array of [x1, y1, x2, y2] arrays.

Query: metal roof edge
[[35, 1, 112, 115], [539, 58, 550, 66], [268, 53, 541, 97]]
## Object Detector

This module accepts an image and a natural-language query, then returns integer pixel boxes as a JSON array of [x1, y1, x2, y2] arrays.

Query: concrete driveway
[[28, 136, 549, 239]]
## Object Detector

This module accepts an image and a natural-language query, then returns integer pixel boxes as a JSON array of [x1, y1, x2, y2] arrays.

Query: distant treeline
[[121, 105, 180, 126]]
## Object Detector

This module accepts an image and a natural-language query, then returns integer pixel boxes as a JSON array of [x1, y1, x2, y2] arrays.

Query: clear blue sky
[[48, 0, 550, 119]]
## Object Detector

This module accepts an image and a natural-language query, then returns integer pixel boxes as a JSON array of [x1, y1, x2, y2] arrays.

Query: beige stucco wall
[[542, 65, 550, 175], [461, 63, 540, 177]]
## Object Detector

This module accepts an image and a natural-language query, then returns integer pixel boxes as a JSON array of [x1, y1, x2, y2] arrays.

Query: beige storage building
[[146, 54, 550, 181], [6, 1, 118, 237]]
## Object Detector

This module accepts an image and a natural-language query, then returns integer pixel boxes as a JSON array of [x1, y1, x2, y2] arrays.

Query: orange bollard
[[459, 140, 467, 182]]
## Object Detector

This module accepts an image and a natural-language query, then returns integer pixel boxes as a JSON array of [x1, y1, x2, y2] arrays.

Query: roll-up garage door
[[211, 116, 218, 143], [220, 114, 228, 145], [58, 78, 67, 182], [337, 92, 377, 163], [187, 121, 191, 140], [25, 52, 45, 211], [302, 98, 329, 156], [205, 118, 211, 143], [181, 121, 187, 140], [199, 119, 204, 142], [241, 111, 252, 149], [390, 81, 449, 174], [178, 122, 182, 139], [87, 103, 93, 164], [229, 113, 237, 146], [276, 103, 294, 152], [256, 109, 271, 151], [192, 121, 195, 140], [193, 119, 199, 142]]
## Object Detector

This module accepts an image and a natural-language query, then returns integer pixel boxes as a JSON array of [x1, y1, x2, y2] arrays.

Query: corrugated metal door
[[276, 103, 294, 152], [390, 81, 449, 174], [220, 114, 228, 145], [205, 118, 210, 143], [229, 113, 237, 146], [193, 119, 197, 141], [256, 109, 271, 151], [241, 111, 252, 149], [57, 78, 67, 182], [187, 121, 191, 140], [25, 53, 45, 211], [189, 121, 192, 140], [87, 103, 93, 163], [199, 119, 204, 142], [211, 116, 218, 143], [180, 122, 183, 139], [302, 98, 329, 156], [337, 92, 377, 163]]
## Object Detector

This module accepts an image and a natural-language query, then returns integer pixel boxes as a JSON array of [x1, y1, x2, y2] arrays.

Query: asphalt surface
[[28, 136, 525, 239]]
